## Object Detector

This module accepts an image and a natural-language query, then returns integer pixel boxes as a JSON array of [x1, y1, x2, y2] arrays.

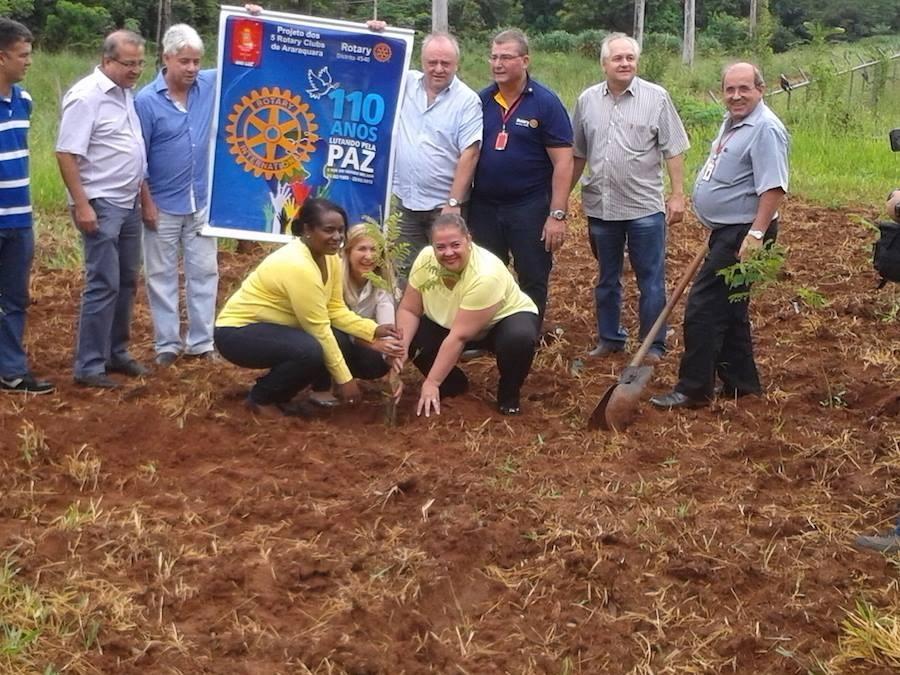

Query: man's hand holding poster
[[207, 6, 413, 241]]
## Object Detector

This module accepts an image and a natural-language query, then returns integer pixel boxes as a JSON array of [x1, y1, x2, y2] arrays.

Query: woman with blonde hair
[[309, 223, 398, 407]]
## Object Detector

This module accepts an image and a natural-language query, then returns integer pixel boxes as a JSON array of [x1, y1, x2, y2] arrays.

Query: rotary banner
[[206, 7, 414, 242]]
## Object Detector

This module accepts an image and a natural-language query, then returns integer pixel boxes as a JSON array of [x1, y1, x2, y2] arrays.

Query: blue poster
[[206, 7, 414, 242]]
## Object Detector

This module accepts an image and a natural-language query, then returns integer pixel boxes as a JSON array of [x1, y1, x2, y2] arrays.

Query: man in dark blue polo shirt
[[0, 19, 53, 394], [468, 29, 573, 325]]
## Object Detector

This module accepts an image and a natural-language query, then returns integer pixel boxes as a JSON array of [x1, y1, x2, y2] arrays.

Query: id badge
[[701, 157, 715, 181], [494, 130, 509, 151]]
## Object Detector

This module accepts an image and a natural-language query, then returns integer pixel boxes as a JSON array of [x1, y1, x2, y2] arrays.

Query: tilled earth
[[1, 199, 898, 674]]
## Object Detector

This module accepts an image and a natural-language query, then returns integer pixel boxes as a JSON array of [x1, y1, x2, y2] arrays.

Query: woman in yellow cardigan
[[215, 198, 402, 416]]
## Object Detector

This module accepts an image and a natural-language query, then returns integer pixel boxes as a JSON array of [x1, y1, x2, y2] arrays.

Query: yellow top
[[216, 239, 377, 384], [408, 243, 537, 332]]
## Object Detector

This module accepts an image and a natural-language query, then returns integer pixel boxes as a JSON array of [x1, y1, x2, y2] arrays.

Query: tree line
[[1, 0, 897, 52]]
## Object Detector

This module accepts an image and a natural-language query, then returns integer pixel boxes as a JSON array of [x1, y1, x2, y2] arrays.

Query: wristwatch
[[447, 197, 460, 208], [550, 209, 566, 221], [747, 229, 765, 240]]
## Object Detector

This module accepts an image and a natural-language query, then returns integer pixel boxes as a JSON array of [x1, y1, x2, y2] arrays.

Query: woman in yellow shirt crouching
[[394, 213, 539, 417], [215, 198, 402, 417]]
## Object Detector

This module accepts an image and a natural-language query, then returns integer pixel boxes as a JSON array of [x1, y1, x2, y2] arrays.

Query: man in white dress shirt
[[391, 32, 482, 280], [56, 30, 149, 388]]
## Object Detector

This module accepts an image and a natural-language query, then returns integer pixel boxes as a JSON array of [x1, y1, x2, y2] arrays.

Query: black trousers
[[468, 191, 552, 324], [409, 312, 539, 407], [675, 221, 778, 401], [215, 323, 389, 404]]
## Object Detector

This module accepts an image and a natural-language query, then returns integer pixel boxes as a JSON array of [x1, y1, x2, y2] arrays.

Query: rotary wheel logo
[[225, 86, 320, 180], [373, 42, 392, 62]]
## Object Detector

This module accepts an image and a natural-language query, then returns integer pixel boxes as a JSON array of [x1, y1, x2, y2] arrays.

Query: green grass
[[24, 38, 900, 266]]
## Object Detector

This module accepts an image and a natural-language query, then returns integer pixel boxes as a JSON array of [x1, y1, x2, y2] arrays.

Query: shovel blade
[[587, 365, 654, 432]]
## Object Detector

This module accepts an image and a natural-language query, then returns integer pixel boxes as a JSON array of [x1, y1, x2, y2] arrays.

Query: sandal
[[498, 403, 521, 416]]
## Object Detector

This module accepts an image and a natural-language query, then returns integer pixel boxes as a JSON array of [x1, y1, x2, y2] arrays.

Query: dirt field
[[2, 199, 899, 674]]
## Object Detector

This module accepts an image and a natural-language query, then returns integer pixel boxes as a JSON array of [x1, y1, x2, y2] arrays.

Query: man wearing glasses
[[56, 31, 149, 388], [467, 29, 573, 327]]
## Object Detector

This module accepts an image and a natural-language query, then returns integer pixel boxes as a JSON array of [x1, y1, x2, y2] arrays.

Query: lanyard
[[499, 92, 525, 132], [714, 128, 739, 157]]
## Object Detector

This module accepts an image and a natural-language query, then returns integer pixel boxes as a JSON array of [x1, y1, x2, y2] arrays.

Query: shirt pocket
[[710, 147, 745, 186], [622, 122, 654, 154]]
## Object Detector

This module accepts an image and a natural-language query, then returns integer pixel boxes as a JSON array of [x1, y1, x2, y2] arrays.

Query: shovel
[[588, 242, 708, 432]]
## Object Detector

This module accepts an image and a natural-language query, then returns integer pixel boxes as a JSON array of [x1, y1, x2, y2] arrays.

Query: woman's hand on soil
[[336, 379, 362, 405], [417, 380, 441, 417]]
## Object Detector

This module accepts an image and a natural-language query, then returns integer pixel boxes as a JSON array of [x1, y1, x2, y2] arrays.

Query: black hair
[[290, 197, 348, 238], [429, 212, 470, 239], [0, 19, 33, 51]]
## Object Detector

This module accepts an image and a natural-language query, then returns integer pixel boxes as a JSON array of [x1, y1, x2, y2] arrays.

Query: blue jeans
[[588, 212, 667, 354], [468, 191, 552, 322], [73, 198, 143, 378], [0, 227, 34, 378], [143, 208, 218, 356]]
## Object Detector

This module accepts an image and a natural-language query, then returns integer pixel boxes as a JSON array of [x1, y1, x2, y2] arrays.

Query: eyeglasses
[[488, 54, 523, 63], [111, 58, 146, 69]]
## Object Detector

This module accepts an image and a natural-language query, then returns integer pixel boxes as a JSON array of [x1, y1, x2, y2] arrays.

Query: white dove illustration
[[306, 66, 339, 99]]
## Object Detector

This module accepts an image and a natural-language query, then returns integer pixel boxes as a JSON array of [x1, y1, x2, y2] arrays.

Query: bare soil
[[2, 199, 898, 674]]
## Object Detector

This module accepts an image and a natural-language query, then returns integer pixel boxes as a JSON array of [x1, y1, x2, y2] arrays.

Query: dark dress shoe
[[74, 373, 121, 389], [155, 352, 178, 367], [650, 391, 707, 410], [108, 360, 149, 377]]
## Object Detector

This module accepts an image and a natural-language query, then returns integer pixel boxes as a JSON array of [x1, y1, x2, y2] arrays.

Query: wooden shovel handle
[[629, 242, 709, 368]]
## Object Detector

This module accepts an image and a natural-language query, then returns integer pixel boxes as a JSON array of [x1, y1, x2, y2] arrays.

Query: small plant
[[833, 598, 900, 668], [795, 286, 828, 309], [18, 421, 48, 465], [360, 211, 409, 426], [360, 211, 409, 303], [62, 445, 101, 491], [717, 240, 786, 302]]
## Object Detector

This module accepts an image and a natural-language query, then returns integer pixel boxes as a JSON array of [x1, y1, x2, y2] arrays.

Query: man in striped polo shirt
[[0, 19, 54, 394], [572, 33, 689, 363]]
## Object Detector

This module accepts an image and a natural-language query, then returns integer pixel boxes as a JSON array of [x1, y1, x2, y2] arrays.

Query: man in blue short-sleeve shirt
[[135, 23, 219, 367], [468, 29, 573, 324], [652, 62, 789, 410], [0, 19, 54, 395]]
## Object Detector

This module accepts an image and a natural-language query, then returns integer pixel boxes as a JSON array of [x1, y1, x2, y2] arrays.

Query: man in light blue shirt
[[652, 62, 789, 410], [391, 32, 483, 280], [136, 24, 219, 366]]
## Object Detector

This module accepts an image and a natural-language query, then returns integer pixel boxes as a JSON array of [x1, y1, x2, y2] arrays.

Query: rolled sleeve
[[657, 93, 690, 159], [456, 95, 483, 150], [55, 95, 93, 156], [750, 125, 789, 195]]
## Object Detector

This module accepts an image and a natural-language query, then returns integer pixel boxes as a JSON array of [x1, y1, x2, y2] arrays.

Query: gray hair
[[163, 23, 204, 56], [430, 213, 469, 238], [722, 61, 765, 89], [103, 30, 145, 59], [492, 28, 529, 56], [600, 33, 640, 62], [422, 31, 459, 60]]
